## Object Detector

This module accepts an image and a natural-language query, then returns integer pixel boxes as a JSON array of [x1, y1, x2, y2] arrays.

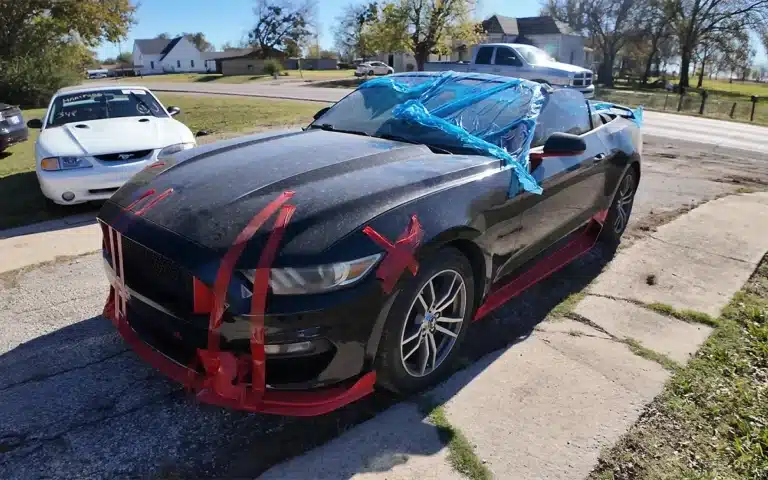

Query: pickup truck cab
[[424, 43, 595, 98]]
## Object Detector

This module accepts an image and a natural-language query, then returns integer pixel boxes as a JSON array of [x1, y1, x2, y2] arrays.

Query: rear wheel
[[375, 247, 474, 394], [368, 70, 375, 76], [600, 168, 637, 244]]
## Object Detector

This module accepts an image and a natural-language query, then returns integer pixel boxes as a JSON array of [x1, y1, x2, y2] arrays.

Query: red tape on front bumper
[[102, 192, 377, 416]]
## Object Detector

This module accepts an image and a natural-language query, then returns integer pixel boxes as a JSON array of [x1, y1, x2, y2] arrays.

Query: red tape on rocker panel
[[473, 210, 607, 321], [363, 214, 425, 293], [101, 191, 377, 415]]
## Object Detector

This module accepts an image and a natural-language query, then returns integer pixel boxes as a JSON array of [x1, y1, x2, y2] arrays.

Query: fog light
[[61, 191, 75, 202], [264, 341, 314, 355]]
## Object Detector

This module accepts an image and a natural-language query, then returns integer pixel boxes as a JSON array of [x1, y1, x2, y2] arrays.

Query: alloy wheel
[[613, 172, 635, 234], [400, 269, 467, 378]]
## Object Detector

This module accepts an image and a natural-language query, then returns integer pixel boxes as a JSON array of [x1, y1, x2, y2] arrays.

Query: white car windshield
[[513, 45, 555, 65], [46, 89, 167, 127]]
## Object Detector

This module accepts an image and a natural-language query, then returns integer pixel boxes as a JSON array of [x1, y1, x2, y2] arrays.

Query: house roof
[[134, 35, 194, 60], [483, 15, 576, 36], [202, 49, 254, 60]]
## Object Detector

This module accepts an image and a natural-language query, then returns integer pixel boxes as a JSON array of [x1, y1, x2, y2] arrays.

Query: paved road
[[82, 80, 768, 154], [1, 137, 766, 479]]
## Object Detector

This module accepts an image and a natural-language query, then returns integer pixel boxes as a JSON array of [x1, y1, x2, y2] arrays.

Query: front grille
[[120, 237, 194, 313], [95, 149, 153, 162]]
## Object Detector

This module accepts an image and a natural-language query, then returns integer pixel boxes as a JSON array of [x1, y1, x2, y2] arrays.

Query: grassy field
[[87, 70, 355, 85], [0, 94, 327, 230], [589, 258, 768, 480]]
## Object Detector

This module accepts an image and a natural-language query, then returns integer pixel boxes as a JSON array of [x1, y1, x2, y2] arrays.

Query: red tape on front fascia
[[363, 215, 424, 293], [102, 192, 379, 415]]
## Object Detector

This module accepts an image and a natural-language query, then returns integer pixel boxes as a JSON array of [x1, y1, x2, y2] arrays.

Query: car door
[[373, 62, 387, 75], [491, 46, 524, 77], [494, 89, 609, 280], [468, 46, 495, 75]]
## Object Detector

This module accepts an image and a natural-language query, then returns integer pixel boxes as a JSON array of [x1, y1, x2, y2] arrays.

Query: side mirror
[[167, 106, 181, 116], [542, 132, 586, 156], [27, 118, 43, 129], [313, 106, 331, 120], [195, 130, 211, 137]]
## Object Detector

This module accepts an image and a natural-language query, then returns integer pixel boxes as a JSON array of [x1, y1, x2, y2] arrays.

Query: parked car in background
[[425, 43, 595, 98], [355, 61, 395, 77], [26, 85, 196, 205], [97, 72, 641, 416], [87, 69, 109, 79], [0, 103, 28, 153]]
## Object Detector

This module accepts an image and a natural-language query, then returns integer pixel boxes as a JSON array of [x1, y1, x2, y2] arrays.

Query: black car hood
[[108, 128, 497, 260]]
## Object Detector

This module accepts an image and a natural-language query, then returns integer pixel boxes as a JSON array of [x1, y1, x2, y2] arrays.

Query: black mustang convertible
[[98, 72, 642, 416]]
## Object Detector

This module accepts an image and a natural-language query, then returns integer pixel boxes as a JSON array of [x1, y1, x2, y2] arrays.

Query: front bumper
[[37, 156, 157, 205], [98, 210, 386, 415], [0, 127, 28, 151]]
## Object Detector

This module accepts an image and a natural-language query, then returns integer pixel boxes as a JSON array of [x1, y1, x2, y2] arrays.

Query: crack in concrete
[[646, 234, 749, 264], [0, 349, 130, 393]]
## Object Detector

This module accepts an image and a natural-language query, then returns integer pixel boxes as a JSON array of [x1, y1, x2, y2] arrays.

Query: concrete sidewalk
[[260, 191, 768, 480]]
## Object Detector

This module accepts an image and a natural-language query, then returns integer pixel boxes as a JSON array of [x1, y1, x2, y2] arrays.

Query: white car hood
[[537, 60, 591, 74], [38, 117, 193, 156]]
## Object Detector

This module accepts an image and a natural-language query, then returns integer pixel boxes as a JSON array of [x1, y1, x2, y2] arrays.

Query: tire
[[374, 247, 475, 394], [600, 167, 638, 244], [368, 70, 375, 76]]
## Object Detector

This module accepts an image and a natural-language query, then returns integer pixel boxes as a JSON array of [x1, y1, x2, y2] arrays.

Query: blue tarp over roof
[[359, 71, 547, 195]]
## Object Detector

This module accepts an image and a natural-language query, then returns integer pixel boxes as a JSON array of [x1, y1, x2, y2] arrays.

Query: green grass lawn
[[0, 94, 327, 231], [589, 258, 768, 480], [86, 69, 355, 85]]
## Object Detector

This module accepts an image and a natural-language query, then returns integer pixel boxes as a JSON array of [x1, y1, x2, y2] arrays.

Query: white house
[[132, 36, 217, 75]]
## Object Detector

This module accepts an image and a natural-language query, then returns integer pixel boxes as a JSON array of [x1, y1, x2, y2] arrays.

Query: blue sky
[[98, 0, 765, 65], [97, 0, 542, 59]]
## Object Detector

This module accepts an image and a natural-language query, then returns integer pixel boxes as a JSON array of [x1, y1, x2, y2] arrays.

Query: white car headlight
[[158, 142, 195, 159], [40, 156, 93, 171], [242, 254, 382, 295]]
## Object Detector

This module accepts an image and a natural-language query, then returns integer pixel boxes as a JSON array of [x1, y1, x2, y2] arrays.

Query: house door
[[388, 54, 394, 68]]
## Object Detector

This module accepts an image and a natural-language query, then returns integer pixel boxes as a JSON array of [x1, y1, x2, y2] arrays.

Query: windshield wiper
[[376, 133, 453, 155], [309, 123, 371, 137]]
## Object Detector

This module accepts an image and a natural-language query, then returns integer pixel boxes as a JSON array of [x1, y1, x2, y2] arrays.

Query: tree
[[116, 51, 133, 65], [634, 0, 676, 84], [671, 0, 768, 88], [333, 1, 379, 61], [182, 32, 214, 52], [0, 0, 136, 105], [544, 0, 639, 87], [247, 0, 315, 58], [156, 32, 171, 40], [366, 0, 482, 71]]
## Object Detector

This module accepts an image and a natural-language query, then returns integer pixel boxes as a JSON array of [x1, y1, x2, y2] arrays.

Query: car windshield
[[513, 45, 555, 65], [46, 89, 167, 127], [310, 74, 539, 156]]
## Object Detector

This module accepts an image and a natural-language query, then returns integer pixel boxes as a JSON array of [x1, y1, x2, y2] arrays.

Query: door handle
[[592, 153, 606, 163]]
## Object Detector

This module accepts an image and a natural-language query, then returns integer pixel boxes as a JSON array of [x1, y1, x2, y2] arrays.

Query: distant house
[[215, 47, 290, 76], [481, 15, 593, 68], [132, 36, 215, 75]]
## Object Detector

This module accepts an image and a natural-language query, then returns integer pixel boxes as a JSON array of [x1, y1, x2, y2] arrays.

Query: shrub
[[0, 46, 83, 107], [262, 59, 283, 76]]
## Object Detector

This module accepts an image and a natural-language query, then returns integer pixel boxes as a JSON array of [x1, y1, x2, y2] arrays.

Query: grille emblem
[[118, 153, 133, 160]]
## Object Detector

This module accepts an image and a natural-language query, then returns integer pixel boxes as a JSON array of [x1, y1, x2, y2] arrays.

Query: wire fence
[[595, 88, 767, 126]]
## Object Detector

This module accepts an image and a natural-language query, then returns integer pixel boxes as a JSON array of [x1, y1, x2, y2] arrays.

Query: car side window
[[475, 47, 494, 65], [531, 89, 592, 147], [494, 48, 522, 67]]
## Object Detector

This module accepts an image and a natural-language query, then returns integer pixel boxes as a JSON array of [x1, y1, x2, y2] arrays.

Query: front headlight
[[40, 156, 94, 171], [242, 254, 382, 295], [157, 142, 195, 159]]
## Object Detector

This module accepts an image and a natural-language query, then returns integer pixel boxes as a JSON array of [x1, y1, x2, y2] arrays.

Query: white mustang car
[[27, 86, 196, 205]]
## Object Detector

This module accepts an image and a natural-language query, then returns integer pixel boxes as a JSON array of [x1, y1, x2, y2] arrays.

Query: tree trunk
[[599, 47, 615, 87], [697, 58, 705, 88], [679, 47, 692, 87], [414, 49, 428, 71], [642, 52, 655, 84]]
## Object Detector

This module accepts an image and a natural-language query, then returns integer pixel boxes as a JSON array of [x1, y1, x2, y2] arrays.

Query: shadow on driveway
[[0, 244, 614, 479]]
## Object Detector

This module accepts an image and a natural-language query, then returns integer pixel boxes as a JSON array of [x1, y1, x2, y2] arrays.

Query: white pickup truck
[[424, 43, 595, 98]]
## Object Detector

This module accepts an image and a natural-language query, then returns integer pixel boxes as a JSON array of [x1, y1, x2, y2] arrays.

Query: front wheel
[[375, 247, 475, 394], [600, 168, 637, 244]]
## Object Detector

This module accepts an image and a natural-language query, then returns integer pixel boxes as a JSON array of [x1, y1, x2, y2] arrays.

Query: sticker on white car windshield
[[122, 89, 147, 95]]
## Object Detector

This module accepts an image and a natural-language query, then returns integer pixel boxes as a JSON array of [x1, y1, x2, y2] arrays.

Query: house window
[[177, 60, 181, 68], [150, 61, 154, 69], [191, 59, 195, 68]]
